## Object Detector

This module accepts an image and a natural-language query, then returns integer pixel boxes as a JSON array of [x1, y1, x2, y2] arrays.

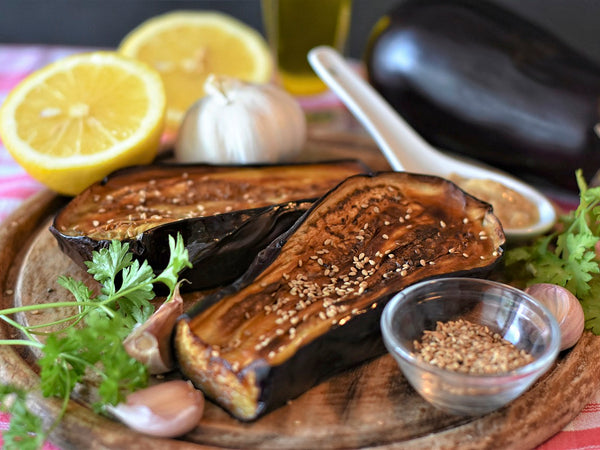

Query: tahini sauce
[[449, 175, 539, 229]]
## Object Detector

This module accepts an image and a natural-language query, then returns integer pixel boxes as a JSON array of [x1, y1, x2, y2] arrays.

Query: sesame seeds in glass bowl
[[380, 277, 560, 416]]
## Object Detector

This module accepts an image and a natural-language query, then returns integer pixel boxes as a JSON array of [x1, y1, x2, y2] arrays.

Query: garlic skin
[[175, 75, 307, 164], [525, 283, 585, 350], [123, 285, 184, 374], [107, 380, 204, 438]]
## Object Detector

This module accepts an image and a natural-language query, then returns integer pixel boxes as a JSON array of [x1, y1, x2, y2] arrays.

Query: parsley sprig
[[0, 233, 191, 448], [505, 170, 600, 333]]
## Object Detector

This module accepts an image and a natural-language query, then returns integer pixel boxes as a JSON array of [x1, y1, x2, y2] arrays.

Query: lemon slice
[[0, 51, 166, 196], [118, 11, 273, 133]]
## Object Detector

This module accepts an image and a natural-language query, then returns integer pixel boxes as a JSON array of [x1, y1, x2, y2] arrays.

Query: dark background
[[1, 0, 600, 65]]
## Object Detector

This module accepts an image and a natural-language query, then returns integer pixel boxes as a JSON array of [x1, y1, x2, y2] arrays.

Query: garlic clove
[[524, 283, 585, 350], [107, 380, 204, 438], [123, 285, 184, 374]]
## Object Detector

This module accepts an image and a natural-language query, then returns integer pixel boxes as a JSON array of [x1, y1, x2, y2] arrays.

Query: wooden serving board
[[1, 133, 600, 449]]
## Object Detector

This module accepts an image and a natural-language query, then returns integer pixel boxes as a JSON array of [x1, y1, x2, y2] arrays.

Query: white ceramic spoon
[[308, 46, 557, 240]]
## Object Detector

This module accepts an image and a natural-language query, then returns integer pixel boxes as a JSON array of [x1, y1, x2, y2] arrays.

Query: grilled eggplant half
[[174, 172, 505, 420], [50, 161, 369, 291]]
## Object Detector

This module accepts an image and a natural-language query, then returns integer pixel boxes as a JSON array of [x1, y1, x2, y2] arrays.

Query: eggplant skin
[[175, 172, 505, 421], [49, 161, 369, 291], [366, 0, 600, 191]]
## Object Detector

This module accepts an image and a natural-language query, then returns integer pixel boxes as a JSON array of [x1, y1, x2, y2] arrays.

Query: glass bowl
[[380, 277, 560, 416]]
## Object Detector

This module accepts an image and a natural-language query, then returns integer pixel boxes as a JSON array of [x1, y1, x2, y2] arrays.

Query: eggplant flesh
[[50, 161, 369, 291], [366, 0, 600, 191], [175, 172, 505, 420]]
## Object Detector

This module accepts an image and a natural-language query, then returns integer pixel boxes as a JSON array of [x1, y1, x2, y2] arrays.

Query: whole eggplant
[[365, 0, 600, 191]]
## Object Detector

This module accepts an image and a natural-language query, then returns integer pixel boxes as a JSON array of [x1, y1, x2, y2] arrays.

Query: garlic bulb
[[524, 283, 585, 350], [107, 380, 204, 438], [175, 75, 307, 164]]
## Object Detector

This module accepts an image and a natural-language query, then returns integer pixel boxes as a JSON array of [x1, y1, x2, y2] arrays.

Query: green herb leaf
[[0, 386, 45, 450], [85, 241, 133, 295], [154, 234, 193, 299], [111, 259, 156, 327], [505, 170, 600, 333], [0, 232, 191, 446]]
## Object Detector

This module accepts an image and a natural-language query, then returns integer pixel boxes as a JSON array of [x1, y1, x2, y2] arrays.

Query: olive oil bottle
[[262, 0, 352, 96]]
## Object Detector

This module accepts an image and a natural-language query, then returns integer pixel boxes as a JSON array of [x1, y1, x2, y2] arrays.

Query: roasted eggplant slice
[[50, 161, 369, 290], [174, 172, 505, 420]]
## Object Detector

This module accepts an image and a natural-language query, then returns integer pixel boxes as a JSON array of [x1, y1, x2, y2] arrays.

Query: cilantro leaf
[[81, 313, 148, 408], [85, 241, 132, 296], [0, 386, 45, 450], [154, 234, 193, 299], [0, 232, 192, 445], [505, 170, 600, 333], [38, 333, 87, 399], [110, 259, 156, 327]]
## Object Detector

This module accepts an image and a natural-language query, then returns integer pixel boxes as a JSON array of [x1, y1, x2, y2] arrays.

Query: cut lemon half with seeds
[[0, 51, 166, 196], [118, 10, 273, 134]]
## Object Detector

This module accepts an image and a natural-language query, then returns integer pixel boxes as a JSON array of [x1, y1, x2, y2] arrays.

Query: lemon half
[[0, 51, 166, 196]]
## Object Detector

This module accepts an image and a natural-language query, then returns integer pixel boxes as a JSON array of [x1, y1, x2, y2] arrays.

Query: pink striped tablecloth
[[0, 43, 599, 449]]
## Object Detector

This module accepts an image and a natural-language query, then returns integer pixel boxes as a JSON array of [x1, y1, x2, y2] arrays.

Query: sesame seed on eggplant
[[49, 160, 369, 292], [175, 171, 505, 420]]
